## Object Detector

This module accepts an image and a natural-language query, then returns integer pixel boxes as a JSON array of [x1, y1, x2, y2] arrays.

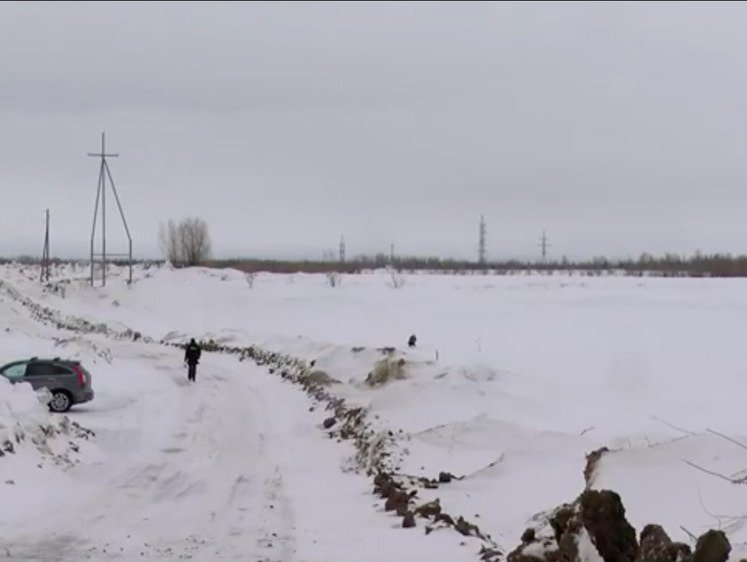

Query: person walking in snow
[[184, 338, 202, 382]]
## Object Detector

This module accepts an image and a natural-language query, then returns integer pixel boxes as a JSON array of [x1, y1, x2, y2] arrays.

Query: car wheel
[[49, 391, 72, 413]]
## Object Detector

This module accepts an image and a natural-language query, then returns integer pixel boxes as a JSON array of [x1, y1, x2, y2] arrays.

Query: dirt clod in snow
[[583, 447, 609, 488], [414, 498, 442, 518], [510, 490, 732, 562], [692, 530, 730, 562], [578, 489, 638, 562], [636, 524, 691, 562], [402, 511, 416, 528], [520, 528, 536, 544], [439, 471, 456, 483], [161, 339, 502, 561]]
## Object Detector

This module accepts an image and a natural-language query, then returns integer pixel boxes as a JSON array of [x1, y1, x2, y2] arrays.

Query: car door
[[23, 362, 58, 390], [0, 362, 28, 384]]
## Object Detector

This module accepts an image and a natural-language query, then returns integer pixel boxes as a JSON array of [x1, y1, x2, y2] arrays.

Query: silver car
[[0, 357, 95, 412]]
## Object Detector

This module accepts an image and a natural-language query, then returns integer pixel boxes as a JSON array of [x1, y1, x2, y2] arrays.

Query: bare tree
[[158, 217, 212, 267], [180, 217, 212, 266], [158, 219, 180, 264]]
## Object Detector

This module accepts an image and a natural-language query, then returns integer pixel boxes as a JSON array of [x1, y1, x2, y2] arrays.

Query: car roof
[[5, 357, 79, 365], [0, 357, 83, 370]]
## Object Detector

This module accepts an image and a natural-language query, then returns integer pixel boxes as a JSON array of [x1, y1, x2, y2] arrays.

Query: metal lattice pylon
[[88, 132, 133, 287]]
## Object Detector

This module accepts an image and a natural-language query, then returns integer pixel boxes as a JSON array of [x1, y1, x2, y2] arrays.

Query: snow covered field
[[1, 262, 747, 561]]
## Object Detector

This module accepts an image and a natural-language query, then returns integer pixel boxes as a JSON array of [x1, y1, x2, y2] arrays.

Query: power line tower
[[539, 230, 551, 261], [40, 209, 50, 283], [88, 132, 133, 287], [339, 236, 346, 263], [478, 215, 487, 266]]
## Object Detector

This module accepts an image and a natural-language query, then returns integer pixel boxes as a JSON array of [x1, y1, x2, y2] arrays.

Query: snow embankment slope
[[6, 262, 747, 557], [0, 266, 477, 562], [0, 289, 98, 473], [0, 375, 93, 468]]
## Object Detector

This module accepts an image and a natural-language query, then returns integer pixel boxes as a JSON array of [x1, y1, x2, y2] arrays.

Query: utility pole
[[539, 230, 551, 261], [88, 132, 133, 287], [40, 209, 50, 283], [478, 215, 487, 266], [339, 236, 346, 263], [390, 243, 395, 265]]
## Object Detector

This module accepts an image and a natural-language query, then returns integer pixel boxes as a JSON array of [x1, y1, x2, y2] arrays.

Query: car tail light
[[73, 364, 85, 387]]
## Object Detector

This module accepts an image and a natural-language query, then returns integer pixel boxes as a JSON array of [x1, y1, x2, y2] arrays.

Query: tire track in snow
[[2, 355, 297, 562], [2, 275, 489, 562]]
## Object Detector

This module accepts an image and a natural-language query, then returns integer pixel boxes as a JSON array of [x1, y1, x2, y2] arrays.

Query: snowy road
[[2, 348, 297, 561], [0, 270, 479, 562], [1, 339, 469, 562], [10, 263, 747, 560]]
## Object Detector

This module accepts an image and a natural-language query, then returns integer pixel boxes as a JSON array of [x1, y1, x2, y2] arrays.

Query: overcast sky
[[2, 1, 747, 261]]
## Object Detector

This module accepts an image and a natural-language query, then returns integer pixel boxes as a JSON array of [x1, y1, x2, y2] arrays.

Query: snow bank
[[7, 262, 747, 556], [0, 376, 93, 467]]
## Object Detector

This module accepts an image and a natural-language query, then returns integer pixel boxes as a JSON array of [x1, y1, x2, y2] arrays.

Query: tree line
[[209, 251, 747, 277], [10, 215, 747, 278]]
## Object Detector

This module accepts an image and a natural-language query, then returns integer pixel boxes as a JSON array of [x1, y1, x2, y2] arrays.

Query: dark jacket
[[184, 340, 202, 365]]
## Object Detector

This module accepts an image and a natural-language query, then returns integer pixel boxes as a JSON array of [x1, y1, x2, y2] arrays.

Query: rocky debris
[[384, 486, 416, 515], [508, 490, 637, 562], [583, 447, 609, 488], [42, 279, 70, 298], [0, 280, 150, 344], [439, 471, 457, 483], [4, 276, 739, 562], [371, 470, 492, 546], [414, 498, 442, 518], [508, 490, 731, 562], [156, 339, 503, 561], [521, 528, 536, 544], [390, 470, 464, 490], [636, 524, 691, 562], [436, 512, 456, 526], [0, 413, 94, 467], [480, 546, 504, 562], [403, 511, 416, 528], [577, 489, 638, 562], [692, 530, 730, 562]]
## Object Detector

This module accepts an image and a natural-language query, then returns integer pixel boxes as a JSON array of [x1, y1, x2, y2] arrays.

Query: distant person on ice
[[184, 338, 202, 382]]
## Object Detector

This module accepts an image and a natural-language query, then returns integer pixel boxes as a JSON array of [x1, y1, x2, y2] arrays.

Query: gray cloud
[[2, 1, 747, 261]]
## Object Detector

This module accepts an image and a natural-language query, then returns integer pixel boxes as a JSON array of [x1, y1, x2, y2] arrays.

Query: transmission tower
[[88, 132, 133, 287], [40, 209, 50, 283], [539, 230, 552, 261], [339, 236, 346, 263], [478, 215, 487, 265]]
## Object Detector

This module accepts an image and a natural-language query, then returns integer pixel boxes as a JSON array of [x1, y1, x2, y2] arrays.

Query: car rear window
[[26, 363, 60, 376]]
